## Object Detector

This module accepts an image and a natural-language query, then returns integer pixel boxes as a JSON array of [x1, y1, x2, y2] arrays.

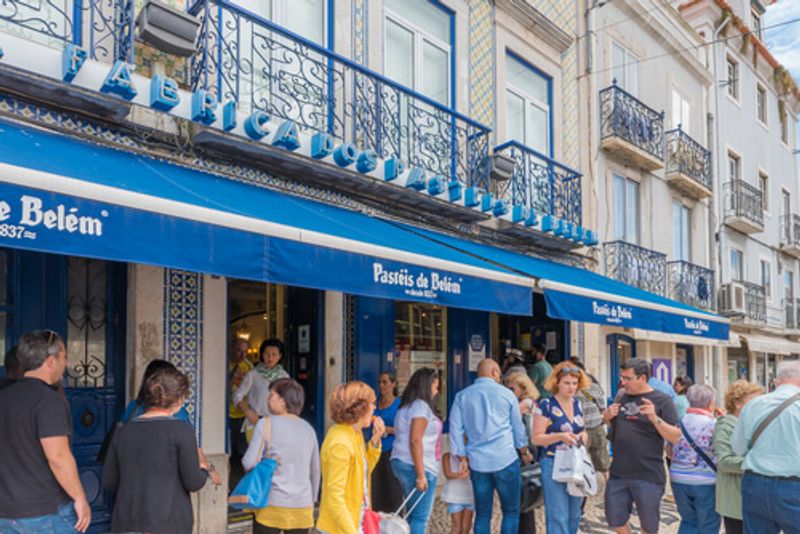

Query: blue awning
[[0, 119, 533, 315], [403, 226, 729, 341]]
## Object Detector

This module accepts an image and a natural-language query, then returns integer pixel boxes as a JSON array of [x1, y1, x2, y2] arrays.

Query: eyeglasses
[[44, 329, 58, 345], [559, 367, 582, 375]]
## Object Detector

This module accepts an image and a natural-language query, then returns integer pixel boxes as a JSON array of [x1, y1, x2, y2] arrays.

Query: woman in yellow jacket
[[317, 381, 386, 534]]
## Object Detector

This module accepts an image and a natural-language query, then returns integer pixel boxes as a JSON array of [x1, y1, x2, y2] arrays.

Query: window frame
[[759, 171, 769, 213], [760, 259, 771, 298], [504, 51, 553, 156], [610, 39, 639, 96], [752, 10, 763, 41], [756, 83, 768, 126], [612, 173, 640, 244], [727, 151, 741, 183], [730, 248, 744, 282], [726, 55, 740, 102], [671, 89, 691, 133], [672, 201, 691, 262]]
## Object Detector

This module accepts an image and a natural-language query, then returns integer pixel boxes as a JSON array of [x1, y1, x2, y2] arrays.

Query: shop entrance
[[675, 344, 695, 382], [228, 281, 323, 435], [607, 333, 636, 396], [0, 249, 127, 533], [492, 292, 569, 368]]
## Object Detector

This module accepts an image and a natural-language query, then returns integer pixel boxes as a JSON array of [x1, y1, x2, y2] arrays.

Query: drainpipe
[[711, 16, 731, 399]]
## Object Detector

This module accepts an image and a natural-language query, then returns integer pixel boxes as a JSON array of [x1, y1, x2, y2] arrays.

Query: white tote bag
[[567, 446, 598, 497], [379, 489, 425, 534], [552, 445, 583, 484]]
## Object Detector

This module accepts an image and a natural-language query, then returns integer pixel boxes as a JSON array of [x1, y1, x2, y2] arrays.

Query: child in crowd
[[440, 451, 474, 534]]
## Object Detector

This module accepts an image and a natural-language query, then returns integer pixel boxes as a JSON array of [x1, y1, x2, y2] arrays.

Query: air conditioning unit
[[719, 282, 746, 316]]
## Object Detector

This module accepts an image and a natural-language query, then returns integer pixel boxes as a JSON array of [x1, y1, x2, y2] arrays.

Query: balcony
[[667, 260, 715, 311], [599, 82, 665, 171], [784, 298, 800, 330], [189, 0, 491, 216], [492, 141, 583, 244], [780, 214, 800, 258], [724, 180, 764, 234], [665, 127, 712, 200], [604, 241, 667, 296], [740, 281, 767, 323]]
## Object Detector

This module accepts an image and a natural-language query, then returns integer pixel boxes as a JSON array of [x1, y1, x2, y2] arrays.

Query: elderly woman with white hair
[[668, 384, 721, 533]]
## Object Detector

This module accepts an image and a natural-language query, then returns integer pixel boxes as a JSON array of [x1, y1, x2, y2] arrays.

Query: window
[[761, 260, 771, 298], [728, 152, 741, 183], [671, 90, 691, 132], [757, 84, 768, 124], [786, 270, 795, 301], [726, 57, 739, 100], [384, 0, 451, 105], [673, 202, 691, 261], [780, 104, 789, 144], [759, 172, 769, 212], [505, 54, 551, 155], [730, 249, 744, 281], [611, 41, 639, 95], [238, 0, 325, 44], [752, 10, 763, 41], [612, 174, 639, 243], [783, 190, 792, 219]]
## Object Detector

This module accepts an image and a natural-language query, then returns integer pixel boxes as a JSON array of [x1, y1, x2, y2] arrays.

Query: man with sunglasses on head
[[603, 358, 681, 534], [0, 330, 91, 533]]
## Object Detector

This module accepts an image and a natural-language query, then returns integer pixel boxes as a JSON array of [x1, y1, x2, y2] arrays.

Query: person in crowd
[[648, 374, 677, 400], [673, 375, 693, 419], [732, 360, 800, 534], [502, 348, 525, 375], [371, 371, 403, 513], [441, 448, 474, 534], [713, 380, 762, 534], [0, 346, 21, 390], [229, 337, 253, 485], [529, 344, 553, 399], [102, 365, 209, 533], [450, 359, 532, 534], [0, 330, 91, 533], [532, 361, 589, 534], [242, 378, 320, 534], [317, 381, 385, 534], [669, 385, 720, 533], [604, 358, 680, 534], [234, 338, 290, 441], [391, 368, 443, 534], [121, 359, 222, 486], [505, 371, 540, 534], [568, 357, 610, 477]]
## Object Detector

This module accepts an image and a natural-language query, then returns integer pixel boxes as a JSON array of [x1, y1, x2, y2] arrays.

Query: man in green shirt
[[528, 344, 553, 398]]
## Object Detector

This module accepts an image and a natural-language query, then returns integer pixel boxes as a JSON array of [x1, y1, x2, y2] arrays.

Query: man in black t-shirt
[[603, 358, 680, 534], [0, 330, 91, 533]]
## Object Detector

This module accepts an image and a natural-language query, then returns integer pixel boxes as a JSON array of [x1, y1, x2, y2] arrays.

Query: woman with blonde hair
[[532, 361, 590, 534], [713, 380, 762, 534], [317, 381, 385, 534]]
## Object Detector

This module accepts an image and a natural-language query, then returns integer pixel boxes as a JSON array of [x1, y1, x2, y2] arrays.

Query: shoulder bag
[[749, 392, 800, 449], [679, 421, 717, 472], [229, 417, 278, 510]]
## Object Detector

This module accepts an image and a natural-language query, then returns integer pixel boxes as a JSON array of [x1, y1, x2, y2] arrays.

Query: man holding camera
[[603, 358, 681, 534]]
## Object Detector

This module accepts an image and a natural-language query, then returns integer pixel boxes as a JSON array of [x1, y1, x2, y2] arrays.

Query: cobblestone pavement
[[428, 478, 683, 533]]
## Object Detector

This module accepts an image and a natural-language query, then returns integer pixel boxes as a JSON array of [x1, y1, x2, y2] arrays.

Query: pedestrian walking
[[529, 344, 553, 399], [102, 365, 208, 533], [669, 384, 720, 533], [371, 371, 403, 513], [449, 359, 532, 534], [390, 368, 443, 534], [317, 381, 385, 534], [532, 361, 590, 534], [0, 330, 91, 533], [732, 359, 800, 534], [713, 380, 762, 534], [234, 338, 290, 441], [505, 371, 540, 534], [441, 450, 475, 534], [673, 376, 693, 419], [604, 358, 681, 534], [229, 337, 253, 486], [569, 357, 611, 476]]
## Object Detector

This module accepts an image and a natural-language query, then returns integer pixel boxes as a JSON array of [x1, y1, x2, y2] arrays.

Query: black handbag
[[520, 460, 544, 513]]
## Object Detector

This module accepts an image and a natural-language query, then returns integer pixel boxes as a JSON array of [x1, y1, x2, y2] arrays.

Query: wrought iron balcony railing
[[667, 260, 715, 311], [724, 180, 764, 231], [784, 297, 799, 330], [189, 0, 490, 191], [492, 141, 582, 227], [599, 82, 664, 162], [0, 0, 134, 62], [604, 241, 667, 296], [780, 214, 800, 248], [737, 280, 767, 323], [665, 127, 712, 193]]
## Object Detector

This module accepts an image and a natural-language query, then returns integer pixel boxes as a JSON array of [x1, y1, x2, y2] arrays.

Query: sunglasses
[[559, 366, 582, 375]]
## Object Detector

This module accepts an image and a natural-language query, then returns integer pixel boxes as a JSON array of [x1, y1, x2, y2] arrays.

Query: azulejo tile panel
[[469, 0, 495, 128], [163, 269, 204, 442]]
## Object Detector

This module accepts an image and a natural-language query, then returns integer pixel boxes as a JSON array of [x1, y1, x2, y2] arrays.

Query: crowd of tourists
[[1, 330, 799, 534]]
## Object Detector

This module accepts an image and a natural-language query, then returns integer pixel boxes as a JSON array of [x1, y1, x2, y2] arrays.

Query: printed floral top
[[537, 396, 585, 458], [669, 408, 717, 485]]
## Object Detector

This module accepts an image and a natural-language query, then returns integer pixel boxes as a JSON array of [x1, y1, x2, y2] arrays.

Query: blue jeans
[[0, 502, 78, 533], [671, 482, 720, 534], [540, 457, 582, 534], [470, 459, 521, 534], [390, 459, 437, 534], [742, 473, 800, 534]]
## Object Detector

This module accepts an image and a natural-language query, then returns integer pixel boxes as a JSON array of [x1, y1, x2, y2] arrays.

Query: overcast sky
[[765, 0, 800, 151]]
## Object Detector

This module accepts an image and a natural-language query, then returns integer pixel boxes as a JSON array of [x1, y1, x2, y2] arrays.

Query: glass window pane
[[280, 0, 324, 44], [385, 18, 414, 88], [385, 0, 450, 43], [506, 91, 525, 142], [421, 40, 448, 105], [66, 258, 107, 388], [627, 57, 639, 96], [506, 55, 548, 104], [612, 43, 625, 87], [626, 180, 639, 243], [526, 102, 549, 154], [612, 175, 625, 241], [673, 202, 681, 259]]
